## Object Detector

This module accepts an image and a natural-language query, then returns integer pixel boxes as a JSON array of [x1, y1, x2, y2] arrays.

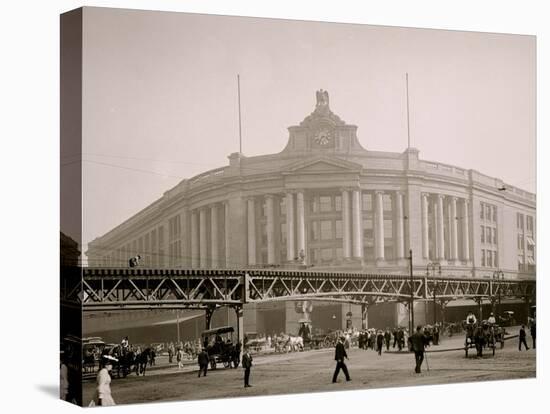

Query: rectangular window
[[362, 193, 372, 211], [320, 220, 332, 240], [335, 220, 343, 239], [486, 205, 492, 222], [527, 216, 533, 232], [481, 249, 486, 267], [480, 226, 485, 243], [518, 234, 524, 250], [335, 196, 342, 212], [517, 213, 524, 230], [320, 196, 332, 212], [383, 219, 393, 238], [493, 228, 497, 244], [280, 198, 286, 216], [310, 221, 319, 241], [480, 204, 485, 219], [486, 227, 491, 244], [486, 250, 492, 268], [492, 206, 498, 222], [363, 219, 373, 239], [493, 251, 498, 268], [383, 194, 393, 211]]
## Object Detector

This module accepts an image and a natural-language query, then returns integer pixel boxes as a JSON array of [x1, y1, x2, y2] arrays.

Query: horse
[[110, 346, 135, 378], [286, 335, 304, 352], [134, 348, 153, 376]]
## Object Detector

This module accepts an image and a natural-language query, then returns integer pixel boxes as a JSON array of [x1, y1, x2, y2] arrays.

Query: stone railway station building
[[87, 91, 536, 335]]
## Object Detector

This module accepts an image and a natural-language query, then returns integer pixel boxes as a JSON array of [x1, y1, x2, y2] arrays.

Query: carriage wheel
[[223, 360, 230, 368]]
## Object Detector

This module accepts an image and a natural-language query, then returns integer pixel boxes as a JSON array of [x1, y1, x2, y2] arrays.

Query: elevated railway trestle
[[62, 267, 535, 344]]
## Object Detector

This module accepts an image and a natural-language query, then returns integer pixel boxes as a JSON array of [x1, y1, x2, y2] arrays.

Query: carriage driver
[[487, 313, 496, 325], [466, 311, 477, 325]]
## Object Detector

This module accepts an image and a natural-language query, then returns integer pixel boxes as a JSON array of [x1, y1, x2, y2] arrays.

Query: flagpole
[[406, 73, 411, 149], [238, 74, 242, 154]]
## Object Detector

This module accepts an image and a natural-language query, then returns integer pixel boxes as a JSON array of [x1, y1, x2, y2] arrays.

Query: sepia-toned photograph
[[60, 6, 536, 407]]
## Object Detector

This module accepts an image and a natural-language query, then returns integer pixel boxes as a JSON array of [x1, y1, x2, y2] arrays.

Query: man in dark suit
[[530, 322, 536, 349], [332, 337, 351, 383], [409, 325, 427, 374], [241, 346, 253, 387], [519, 325, 529, 351], [197, 348, 209, 377]]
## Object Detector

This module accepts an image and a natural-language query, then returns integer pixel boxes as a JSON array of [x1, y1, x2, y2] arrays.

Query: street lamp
[[427, 262, 441, 325], [492, 270, 504, 320]]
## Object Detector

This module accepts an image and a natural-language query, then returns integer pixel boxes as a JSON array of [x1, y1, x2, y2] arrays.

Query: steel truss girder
[[60, 267, 536, 311]]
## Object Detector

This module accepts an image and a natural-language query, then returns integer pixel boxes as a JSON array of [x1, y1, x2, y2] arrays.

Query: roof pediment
[[283, 156, 363, 174]]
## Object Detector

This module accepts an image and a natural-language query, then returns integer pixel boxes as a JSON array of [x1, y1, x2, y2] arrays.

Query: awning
[[526, 237, 535, 246], [527, 257, 536, 265]]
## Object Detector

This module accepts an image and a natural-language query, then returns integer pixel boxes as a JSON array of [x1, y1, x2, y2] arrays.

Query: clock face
[[314, 128, 332, 146]]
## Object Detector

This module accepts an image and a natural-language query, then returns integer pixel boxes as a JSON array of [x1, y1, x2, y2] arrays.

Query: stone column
[[461, 199, 470, 262], [375, 191, 385, 261], [265, 195, 276, 265], [436, 195, 445, 261], [341, 189, 351, 259], [296, 191, 306, 261], [286, 192, 295, 261], [450, 197, 459, 261], [224, 201, 230, 267], [352, 189, 363, 258], [395, 191, 405, 260], [421, 193, 429, 259], [191, 210, 199, 268], [210, 204, 219, 268], [199, 208, 208, 268], [247, 198, 256, 266]]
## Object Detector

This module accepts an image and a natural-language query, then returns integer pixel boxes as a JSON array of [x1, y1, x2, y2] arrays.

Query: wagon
[[201, 326, 238, 370], [464, 322, 498, 358]]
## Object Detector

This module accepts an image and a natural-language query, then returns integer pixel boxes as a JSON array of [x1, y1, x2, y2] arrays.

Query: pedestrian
[[397, 328, 405, 351], [242, 346, 253, 387], [177, 347, 184, 369], [392, 328, 398, 348], [197, 348, 209, 377], [530, 322, 536, 349], [376, 330, 384, 356], [409, 326, 427, 374], [92, 355, 117, 406], [60, 351, 69, 401], [384, 328, 391, 351], [519, 325, 529, 351], [168, 344, 174, 364], [332, 337, 351, 383]]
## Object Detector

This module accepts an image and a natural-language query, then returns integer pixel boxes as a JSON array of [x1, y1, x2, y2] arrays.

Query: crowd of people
[[74, 312, 535, 404]]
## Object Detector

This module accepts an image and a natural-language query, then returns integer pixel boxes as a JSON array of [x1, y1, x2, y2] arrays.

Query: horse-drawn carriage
[[202, 326, 239, 369], [82, 337, 106, 374], [464, 321, 501, 357]]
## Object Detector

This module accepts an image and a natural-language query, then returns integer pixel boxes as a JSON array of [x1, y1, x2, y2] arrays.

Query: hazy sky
[[76, 7, 535, 252]]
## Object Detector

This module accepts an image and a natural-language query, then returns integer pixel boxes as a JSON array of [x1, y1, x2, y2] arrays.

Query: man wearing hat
[[409, 326, 427, 374], [332, 337, 351, 383], [376, 330, 384, 356], [241, 346, 253, 387], [92, 355, 118, 406]]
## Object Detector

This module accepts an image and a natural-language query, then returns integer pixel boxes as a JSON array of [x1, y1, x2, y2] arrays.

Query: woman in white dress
[[93, 355, 117, 406]]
